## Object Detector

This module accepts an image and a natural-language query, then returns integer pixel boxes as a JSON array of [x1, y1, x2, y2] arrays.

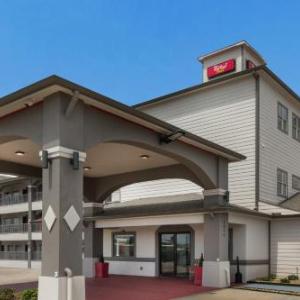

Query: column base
[[203, 261, 230, 288], [38, 275, 85, 300], [83, 257, 98, 278]]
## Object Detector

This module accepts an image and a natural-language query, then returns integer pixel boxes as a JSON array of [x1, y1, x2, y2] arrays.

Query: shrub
[[21, 289, 38, 300], [287, 274, 299, 280], [270, 274, 277, 280], [258, 276, 271, 281], [0, 288, 15, 300], [280, 277, 290, 283]]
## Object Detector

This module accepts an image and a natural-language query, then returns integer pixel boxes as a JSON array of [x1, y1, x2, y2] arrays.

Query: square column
[[38, 148, 86, 300], [83, 220, 103, 278], [203, 210, 230, 288]]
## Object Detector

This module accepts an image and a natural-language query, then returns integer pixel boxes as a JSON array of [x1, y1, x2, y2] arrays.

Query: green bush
[[21, 289, 38, 300], [280, 277, 290, 283], [0, 288, 15, 300], [287, 274, 299, 280], [258, 276, 271, 281], [270, 274, 277, 280]]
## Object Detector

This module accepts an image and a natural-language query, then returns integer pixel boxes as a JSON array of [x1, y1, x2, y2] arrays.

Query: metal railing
[[0, 192, 42, 206], [0, 222, 42, 234], [0, 251, 41, 261]]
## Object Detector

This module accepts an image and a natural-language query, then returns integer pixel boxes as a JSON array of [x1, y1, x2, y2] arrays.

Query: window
[[277, 169, 288, 197], [278, 103, 288, 134], [113, 233, 135, 257], [292, 175, 300, 191], [292, 114, 300, 141]]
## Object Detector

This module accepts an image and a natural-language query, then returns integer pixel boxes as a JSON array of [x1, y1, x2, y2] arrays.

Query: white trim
[[204, 189, 227, 196], [82, 202, 103, 208], [38, 276, 85, 300], [39, 146, 86, 162]]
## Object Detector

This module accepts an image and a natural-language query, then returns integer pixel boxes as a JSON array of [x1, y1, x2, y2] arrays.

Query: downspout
[[268, 220, 271, 277], [27, 184, 33, 269], [64, 268, 73, 300], [254, 73, 260, 211]]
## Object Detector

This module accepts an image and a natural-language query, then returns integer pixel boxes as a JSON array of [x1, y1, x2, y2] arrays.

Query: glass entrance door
[[160, 232, 191, 277]]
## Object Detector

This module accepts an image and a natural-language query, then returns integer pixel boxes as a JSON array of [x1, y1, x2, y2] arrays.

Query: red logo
[[246, 60, 256, 69], [207, 59, 236, 79]]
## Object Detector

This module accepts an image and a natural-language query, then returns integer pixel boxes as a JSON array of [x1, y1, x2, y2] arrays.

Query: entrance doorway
[[159, 232, 191, 277]]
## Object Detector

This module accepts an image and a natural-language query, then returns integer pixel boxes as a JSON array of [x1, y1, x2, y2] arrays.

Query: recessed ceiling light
[[15, 151, 25, 156], [84, 166, 91, 171], [140, 154, 150, 160], [0, 173, 18, 179]]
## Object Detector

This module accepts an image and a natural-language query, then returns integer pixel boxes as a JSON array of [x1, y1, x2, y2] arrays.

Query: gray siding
[[271, 219, 300, 276], [259, 77, 300, 211], [119, 77, 257, 209]]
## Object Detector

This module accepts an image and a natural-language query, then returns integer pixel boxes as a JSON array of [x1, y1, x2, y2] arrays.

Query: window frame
[[292, 175, 300, 191], [112, 232, 136, 258], [277, 168, 288, 198], [292, 113, 300, 142], [277, 102, 289, 134]]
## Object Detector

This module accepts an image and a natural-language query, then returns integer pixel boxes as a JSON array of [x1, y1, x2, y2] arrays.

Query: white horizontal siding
[[259, 77, 300, 208], [120, 77, 256, 209], [271, 219, 300, 276], [259, 202, 298, 216], [117, 179, 202, 202]]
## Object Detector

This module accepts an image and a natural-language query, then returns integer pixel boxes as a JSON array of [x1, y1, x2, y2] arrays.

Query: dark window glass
[[277, 169, 288, 197], [113, 233, 135, 257], [292, 175, 300, 191], [292, 114, 300, 141], [278, 103, 288, 134]]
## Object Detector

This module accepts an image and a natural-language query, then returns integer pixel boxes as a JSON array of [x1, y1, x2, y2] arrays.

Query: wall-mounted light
[[160, 130, 185, 144], [84, 166, 91, 171], [140, 154, 150, 160], [15, 151, 25, 156]]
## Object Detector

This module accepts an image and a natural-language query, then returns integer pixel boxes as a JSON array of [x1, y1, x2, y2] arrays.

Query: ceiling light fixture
[[15, 151, 25, 156], [140, 154, 150, 160], [0, 173, 18, 179]]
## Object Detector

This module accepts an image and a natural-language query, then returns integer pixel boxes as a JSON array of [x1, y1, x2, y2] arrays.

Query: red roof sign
[[207, 59, 236, 79]]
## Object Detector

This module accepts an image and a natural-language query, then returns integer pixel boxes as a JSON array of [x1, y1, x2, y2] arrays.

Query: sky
[[0, 0, 299, 105]]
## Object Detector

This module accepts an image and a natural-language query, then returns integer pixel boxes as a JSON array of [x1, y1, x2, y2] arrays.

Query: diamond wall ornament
[[64, 206, 81, 232], [44, 206, 56, 232]]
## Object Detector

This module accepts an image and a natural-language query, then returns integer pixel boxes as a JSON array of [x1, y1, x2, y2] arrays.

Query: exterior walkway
[[0, 273, 213, 300], [86, 276, 214, 300]]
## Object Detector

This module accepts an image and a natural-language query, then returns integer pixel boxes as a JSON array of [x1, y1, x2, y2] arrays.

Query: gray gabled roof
[[133, 66, 300, 109], [0, 75, 245, 162]]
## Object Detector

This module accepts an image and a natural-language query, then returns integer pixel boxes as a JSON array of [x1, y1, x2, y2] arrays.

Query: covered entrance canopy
[[0, 76, 245, 300]]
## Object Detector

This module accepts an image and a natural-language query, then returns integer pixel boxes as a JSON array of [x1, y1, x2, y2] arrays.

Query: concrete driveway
[[176, 288, 300, 300], [0, 267, 39, 285]]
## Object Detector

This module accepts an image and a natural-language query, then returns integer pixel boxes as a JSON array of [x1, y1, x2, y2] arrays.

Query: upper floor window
[[292, 114, 300, 141], [277, 168, 288, 198], [278, 103, 288, 134], [292, 175, 300, 191], [113, 233, 135, 257]]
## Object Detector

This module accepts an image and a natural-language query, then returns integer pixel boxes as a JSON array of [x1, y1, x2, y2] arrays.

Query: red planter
[[95, 262, 109, 278], [194, 266, 203, 286]]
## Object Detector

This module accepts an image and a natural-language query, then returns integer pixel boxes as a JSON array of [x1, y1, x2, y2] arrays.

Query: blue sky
[[0, 0, 299, 105]]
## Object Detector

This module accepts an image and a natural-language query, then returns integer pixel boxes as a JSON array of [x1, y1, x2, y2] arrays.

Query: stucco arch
[[84, 106, 224, 190], [84, 164, 202, 203]]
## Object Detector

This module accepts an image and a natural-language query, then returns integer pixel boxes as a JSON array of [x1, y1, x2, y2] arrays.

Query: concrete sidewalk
[[176, 288, 300, 300], [0, 267, 39, 285]]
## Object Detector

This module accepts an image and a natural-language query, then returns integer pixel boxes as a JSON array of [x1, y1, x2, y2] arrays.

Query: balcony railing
[[0, 192, 43, 207], [0, 222, 42, 234], [0, 251, 41, 261]]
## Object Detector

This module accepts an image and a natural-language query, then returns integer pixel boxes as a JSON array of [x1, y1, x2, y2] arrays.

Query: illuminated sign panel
[[246, 60, 256, 69], [207, 59, 236, 79]]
